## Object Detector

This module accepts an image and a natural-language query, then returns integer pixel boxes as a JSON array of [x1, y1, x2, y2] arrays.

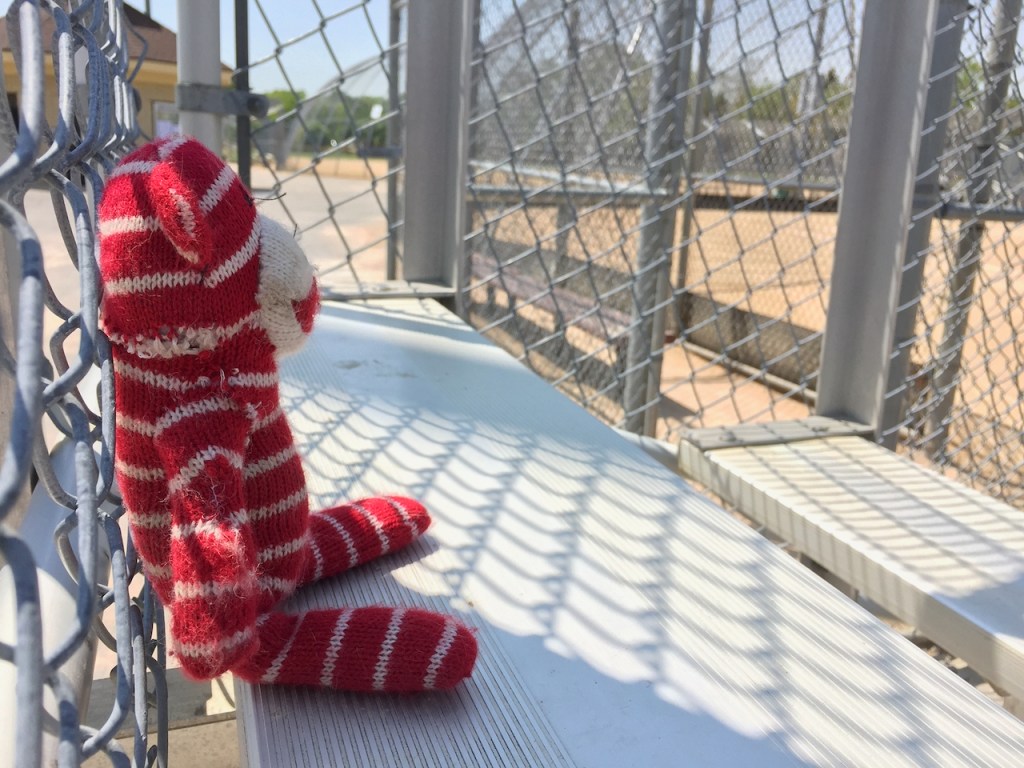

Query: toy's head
[[98, 135, 318, 360]]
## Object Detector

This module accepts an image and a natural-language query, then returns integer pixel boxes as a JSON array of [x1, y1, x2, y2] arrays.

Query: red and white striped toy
[[98, 135, 477, 692]]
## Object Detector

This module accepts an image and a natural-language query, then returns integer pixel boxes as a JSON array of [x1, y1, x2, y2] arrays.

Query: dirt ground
[[483, 195, 1024, 504]]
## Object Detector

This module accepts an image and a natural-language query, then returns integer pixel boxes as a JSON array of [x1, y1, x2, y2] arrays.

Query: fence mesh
[[463, 0, 857, 436], [239, 0, 404, 296], [4, 0, 1023, 763], [0, 1, 1001, 760], [0, 1, 164, 766], [235, 0, 1024, 503], [462, 0, 1024, 511], [893, 0, 1024, 509]]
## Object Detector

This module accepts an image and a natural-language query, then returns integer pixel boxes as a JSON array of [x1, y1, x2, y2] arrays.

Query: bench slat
[[237, 300, 1024, 767], [680, 426, 1024, 702]]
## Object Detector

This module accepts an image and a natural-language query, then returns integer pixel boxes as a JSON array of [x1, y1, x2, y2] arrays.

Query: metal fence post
[[796, 1, 830, 119], [670, 0, 712, 337], [403, 0, 474, 301], [622, 0, 698, 435], [234, 0, 252, 189], [385, 0, 403, 281], [177, 0, 223, 153], [816, 0, 940, 433], [878, 0, 970, 448], [925, 0, 1024, 458]]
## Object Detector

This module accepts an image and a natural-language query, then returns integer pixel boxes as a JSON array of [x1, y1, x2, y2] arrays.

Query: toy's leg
[[153, 405, 260, 680], [233, 606, 477, 692], [300, 496, 431, 585]]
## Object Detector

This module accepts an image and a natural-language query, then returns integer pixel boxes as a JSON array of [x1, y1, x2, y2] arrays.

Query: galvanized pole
[[816, 0, 940, 432], [403, 0, 474, 304], [797, 2, 829, 118], [926, 0, 1023, 458], [385, 0, 403, 281], [878, 0, 969, 448], [463, 0, 484, 288], [670, 0, 712, 335], [234, 0, 252, 189], [623, 0, 698, 435], [554, 2, 581, 280], [177, 0, 223, 153], [0, 7, 43, 762]]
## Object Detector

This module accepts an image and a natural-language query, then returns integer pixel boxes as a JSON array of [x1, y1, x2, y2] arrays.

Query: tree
[[265, 89, 306, 118]]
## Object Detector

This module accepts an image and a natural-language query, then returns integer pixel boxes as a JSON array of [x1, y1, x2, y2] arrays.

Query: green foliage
[[266, 89, 306, 117], [745, 79, 799, 122], [260, 88, 389, 153], [955, 57, 1022, 124], [300, 93, 388, 152], [725, 69, 852, 133]]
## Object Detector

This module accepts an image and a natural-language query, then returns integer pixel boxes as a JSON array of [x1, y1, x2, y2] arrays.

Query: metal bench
[[679, 417, 1024, 709], [235, 297, 1024, 767]]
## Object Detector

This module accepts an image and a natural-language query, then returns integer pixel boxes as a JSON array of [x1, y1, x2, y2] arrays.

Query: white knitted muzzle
[[256, 215, 316, 356]]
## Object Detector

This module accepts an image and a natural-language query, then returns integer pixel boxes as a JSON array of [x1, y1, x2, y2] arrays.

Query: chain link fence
[[892, 0, 1024, 509], [235, 0, 404, 295], [461, 0, 1024, 511], [237, 0, 1024, 508], [463, 0, 857, 435], [6, 0, 1024, 763], [0, 1, 166, 766]]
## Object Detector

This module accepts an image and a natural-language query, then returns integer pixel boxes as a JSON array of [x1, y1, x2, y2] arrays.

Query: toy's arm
[[153, 395, 259, 679]]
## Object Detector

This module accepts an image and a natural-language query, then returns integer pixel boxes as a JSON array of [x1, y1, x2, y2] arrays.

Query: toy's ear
[[147, 160, 213, 266]]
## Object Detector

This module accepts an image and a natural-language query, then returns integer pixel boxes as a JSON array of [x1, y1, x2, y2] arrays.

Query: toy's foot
[[301, 496, 431, 585], [233, 606, 477, 692]]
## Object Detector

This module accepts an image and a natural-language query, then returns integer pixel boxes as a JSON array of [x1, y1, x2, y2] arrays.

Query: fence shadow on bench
[[240, 299, 1024, 766], [686, 431, 1024, 704]]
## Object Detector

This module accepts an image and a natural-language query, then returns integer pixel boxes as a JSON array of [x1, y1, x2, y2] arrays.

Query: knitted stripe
[[110, 338, 279, 419], [245, 415, 311, 613], [149, 401, 262, 680], [99, 138, 259, 344], [249, 487, 306, 523], [101, 252, 260, 340], [101, 137, 477, 692], [98, 215, 160, 236], [103, 228, 259, 294], [301, 497, 431, 586], [116, 402, 174, 598], [199, 163, 239, 215], [233, 607, 477, 692], [319, 608, 354, 686], [111, 333, 271, 392]]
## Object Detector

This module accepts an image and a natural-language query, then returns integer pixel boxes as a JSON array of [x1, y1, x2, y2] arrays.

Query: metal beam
[[926, 0, 1024, 458], [402, 0, 474, 301], [878, 0, 970, 447], [177, 0, 223, 153], [622, 0, 699, 435], [816, 0, 940, 433]]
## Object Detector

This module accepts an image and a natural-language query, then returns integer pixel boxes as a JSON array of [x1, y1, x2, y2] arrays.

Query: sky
[[143, 0, 859, 104], [146, 1, 393, 97]]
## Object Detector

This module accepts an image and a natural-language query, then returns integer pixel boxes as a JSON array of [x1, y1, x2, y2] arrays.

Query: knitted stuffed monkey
[[98, 135, 477, 691]]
